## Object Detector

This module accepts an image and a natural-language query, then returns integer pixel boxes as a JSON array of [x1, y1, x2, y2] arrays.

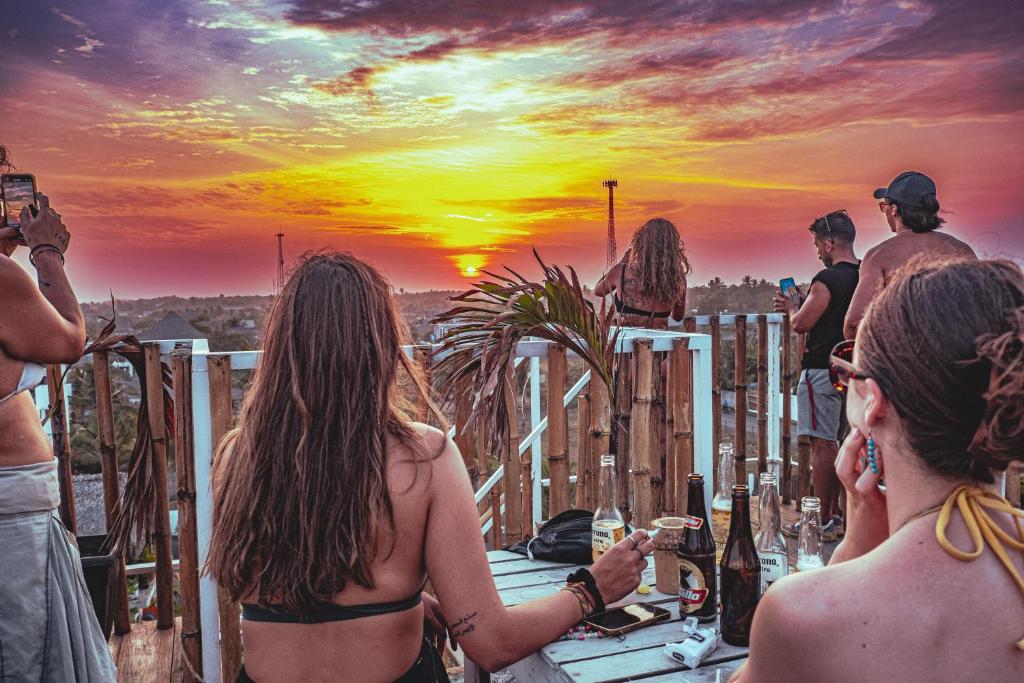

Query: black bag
[[505, 509, 597, 565]]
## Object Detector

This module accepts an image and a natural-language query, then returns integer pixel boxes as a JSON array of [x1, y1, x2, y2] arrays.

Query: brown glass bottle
[[676, 473, 717, 624], [720, 484, 760, 646]]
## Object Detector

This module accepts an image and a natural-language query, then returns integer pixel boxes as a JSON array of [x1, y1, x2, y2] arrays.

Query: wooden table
[[464, 551, 748, 683]]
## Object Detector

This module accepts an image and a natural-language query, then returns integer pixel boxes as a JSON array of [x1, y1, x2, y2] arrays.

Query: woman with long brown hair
[[594, 217, 690, 328], [207, 252, 653, 682], [734, 258, 1024, 681]]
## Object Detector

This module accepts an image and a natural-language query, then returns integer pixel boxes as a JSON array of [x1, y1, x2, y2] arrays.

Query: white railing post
[[767, 317, 782, 478], [529, 356, 543, 526], [692, 339, 715, 514], [191, 353, 222, 683]]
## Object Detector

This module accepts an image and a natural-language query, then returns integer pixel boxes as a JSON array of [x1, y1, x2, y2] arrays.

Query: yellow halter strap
[[934, 485, 1024, 650]]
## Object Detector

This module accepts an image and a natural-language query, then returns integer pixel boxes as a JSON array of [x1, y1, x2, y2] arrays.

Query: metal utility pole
[[275, 232, 285, 293], [603, 179, 618, 270]]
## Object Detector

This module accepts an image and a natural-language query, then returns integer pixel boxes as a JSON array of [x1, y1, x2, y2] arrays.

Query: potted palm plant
[[431, 251, 628, 538]]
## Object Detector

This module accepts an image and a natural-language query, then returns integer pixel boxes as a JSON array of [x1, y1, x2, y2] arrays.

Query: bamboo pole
[[172, 351, 202, 681], [781, 316, 794, 504], [630, 338, 655, 529], [710, 316, 722, 460], [671, 338, 694, 515], [576, 389, 591, 508], [92, 350, 132, 635], [796, 436, 812, 510], [413, 347, 430, 423], [588, 376, 610, 512], [143, 344, 174, 630], [757, 315, 769, 476], [1005, 464, 1022, 508], [453, 378, 480, 490], [546, 345, 570, 517], [46, 364, 77, 533], [501, 363, 524, 544], [652, 352, 667, 515], [734, 317, 748, 487], [490, 483, 503, 550], [614, 356, 632, 521], [795, 333, 809, 508], [208, 355, 242, 681]]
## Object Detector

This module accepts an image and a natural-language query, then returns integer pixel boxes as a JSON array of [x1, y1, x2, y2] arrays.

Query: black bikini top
[[241, 582, 425, 624], [613, 263, 671, 319]]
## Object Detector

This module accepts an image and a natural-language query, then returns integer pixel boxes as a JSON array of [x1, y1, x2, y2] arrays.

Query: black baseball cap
[[873, 171, 936, 208]]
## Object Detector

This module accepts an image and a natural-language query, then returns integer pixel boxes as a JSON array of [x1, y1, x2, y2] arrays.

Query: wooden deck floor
[[109, 617, 184, 682]]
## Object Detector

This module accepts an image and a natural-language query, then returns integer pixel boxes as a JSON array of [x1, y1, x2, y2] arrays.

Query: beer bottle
[[711, 442, 735, 563], [677, 473, 717, 624], [720, 484, 760, 646], [754, 472, 789, 594], [796, 496, 825, 572], [592, 455, 625, 562]]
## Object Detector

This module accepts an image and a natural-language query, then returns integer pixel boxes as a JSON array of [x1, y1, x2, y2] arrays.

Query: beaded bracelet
[[29, 244, 65, 268]]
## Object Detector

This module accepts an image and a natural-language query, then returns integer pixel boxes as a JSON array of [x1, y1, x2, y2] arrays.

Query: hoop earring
[[867, 431, 879, 474]]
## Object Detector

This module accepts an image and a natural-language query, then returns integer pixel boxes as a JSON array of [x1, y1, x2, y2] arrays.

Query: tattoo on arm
[[448, 611, 478, 638]]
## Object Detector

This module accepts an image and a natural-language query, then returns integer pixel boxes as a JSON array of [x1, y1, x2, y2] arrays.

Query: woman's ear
[[861, 378, 888, 429]]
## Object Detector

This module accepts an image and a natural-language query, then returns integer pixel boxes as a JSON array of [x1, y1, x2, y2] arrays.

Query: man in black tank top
[[774, 211, 860, 541]]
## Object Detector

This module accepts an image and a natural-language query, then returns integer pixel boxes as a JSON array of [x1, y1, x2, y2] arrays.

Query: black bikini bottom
[[236, 637, 450, 682]]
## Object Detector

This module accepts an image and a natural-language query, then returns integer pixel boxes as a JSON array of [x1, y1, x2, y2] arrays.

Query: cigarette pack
[[662, 624, 720, 670]]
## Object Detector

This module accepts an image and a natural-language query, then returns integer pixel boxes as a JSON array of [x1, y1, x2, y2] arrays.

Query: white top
[[0, 362, 46, 405]]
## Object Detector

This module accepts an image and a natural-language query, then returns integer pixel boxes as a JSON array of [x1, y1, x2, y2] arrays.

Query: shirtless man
[[843, 171, 975, 339]]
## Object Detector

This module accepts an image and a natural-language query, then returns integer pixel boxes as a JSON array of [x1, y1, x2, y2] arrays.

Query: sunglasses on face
[[828, 340, 871, 392]]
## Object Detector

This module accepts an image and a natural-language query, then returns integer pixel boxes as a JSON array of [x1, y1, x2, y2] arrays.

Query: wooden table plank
[[491, 557, 582, 577], [541, 603, 689, 666], [640, 659, 745, 682], [498, 567, 660, 607], [116, 621, 176, 683], [493, 565, 587, 591], [558, 641, 747, 683]]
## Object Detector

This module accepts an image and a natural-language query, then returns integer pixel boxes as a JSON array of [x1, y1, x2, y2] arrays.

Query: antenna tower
[[275, 232, 285, 293], [603, 179, 618, 270]]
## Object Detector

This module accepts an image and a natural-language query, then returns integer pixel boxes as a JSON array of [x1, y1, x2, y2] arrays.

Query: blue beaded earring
[[867, 431, 879, 474]]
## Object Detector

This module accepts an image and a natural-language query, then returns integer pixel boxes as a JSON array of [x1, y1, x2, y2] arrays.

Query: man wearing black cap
[[843, 171, 975, 338]]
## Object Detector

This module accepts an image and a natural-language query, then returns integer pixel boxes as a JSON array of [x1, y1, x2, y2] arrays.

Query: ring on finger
[[627, 536, 638, 551], [633, 547, 644, 560]]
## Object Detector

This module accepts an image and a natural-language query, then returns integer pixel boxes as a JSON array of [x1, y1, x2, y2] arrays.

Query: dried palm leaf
[[431, 250, 622, 457]]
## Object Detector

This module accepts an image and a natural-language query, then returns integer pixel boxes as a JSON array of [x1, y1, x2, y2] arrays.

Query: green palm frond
[[431, 249, 620, 455]]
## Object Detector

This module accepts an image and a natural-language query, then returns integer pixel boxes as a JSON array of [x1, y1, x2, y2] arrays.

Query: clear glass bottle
[[711, 442, 735, 562], [592, 454, 625, 561], [795, 496, 825, 572], [754, 472, 789, 593]]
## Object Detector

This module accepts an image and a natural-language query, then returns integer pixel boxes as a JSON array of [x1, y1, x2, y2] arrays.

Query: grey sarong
[[0, 460, 117, 681]]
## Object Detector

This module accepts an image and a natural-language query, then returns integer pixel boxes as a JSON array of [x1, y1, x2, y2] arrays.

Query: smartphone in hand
[[779, 277, 800, 302], [1, 174, 39, 233]]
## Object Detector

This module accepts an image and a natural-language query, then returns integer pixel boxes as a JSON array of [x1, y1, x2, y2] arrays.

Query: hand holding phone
[[779, 277, 801, 301], [1, 174, 39, 234]]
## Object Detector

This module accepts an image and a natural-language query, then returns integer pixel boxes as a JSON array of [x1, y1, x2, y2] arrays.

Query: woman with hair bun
[[594, 218, 690, 328], [734, 258, 1024, 682]]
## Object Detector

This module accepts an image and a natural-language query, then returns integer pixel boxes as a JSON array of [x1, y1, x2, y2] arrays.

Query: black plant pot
[[77, 534, 118, 641]]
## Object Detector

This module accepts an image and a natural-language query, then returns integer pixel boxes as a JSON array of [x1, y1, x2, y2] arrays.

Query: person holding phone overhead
[[0, 144, 116, 680], [594, 218, 690, 328], [773, 210, 860, 541]]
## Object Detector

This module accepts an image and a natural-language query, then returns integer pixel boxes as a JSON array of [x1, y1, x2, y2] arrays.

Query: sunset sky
[[1, 0, 1021, 301]]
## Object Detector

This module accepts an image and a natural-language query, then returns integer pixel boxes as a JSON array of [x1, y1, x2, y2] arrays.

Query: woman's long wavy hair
[[627, 218, 691, 304], [206, 251, 441, 615]]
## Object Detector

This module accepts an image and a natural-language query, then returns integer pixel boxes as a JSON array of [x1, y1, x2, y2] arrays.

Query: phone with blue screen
[[779, 277, 799, 302]]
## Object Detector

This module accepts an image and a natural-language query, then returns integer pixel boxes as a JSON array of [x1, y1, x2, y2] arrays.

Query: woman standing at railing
[[0, 144, 116, 680], [594, 217, 690, 328], [734, 258, 1024, 681], [207, 251, 654, 682]]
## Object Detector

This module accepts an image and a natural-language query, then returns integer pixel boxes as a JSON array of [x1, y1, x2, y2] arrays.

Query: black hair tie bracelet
[[29, 244, 65, 268], [566, 568, 605, 614]]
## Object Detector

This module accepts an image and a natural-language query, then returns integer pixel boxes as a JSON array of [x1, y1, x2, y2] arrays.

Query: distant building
[[137, 311, 206, 342]]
